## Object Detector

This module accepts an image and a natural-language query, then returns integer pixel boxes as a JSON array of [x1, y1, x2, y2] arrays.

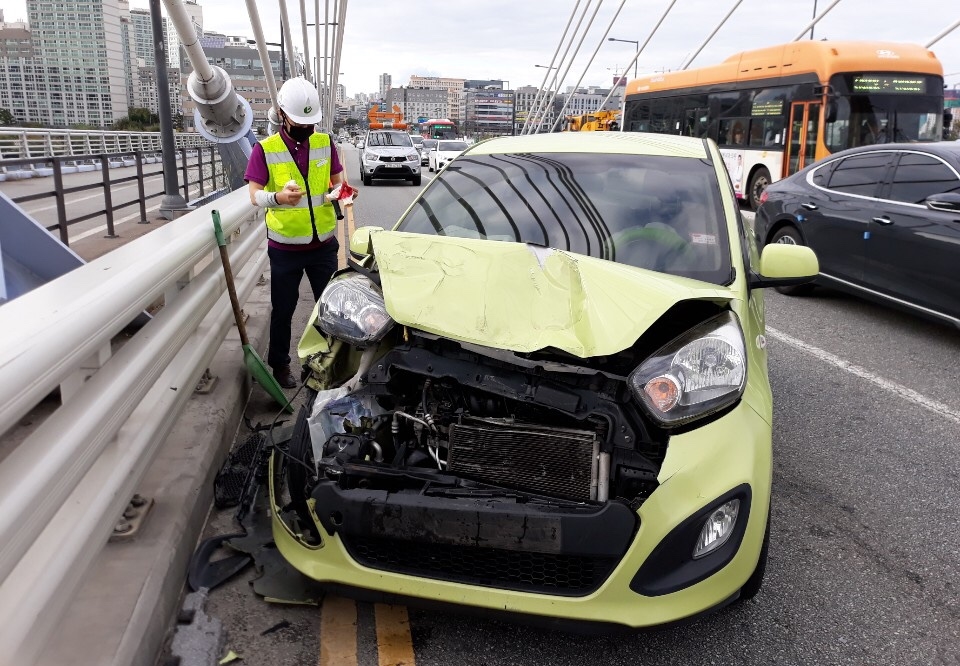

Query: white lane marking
[[767, 327, 960, 426], [69, 186, 201, 242], [25, 176, 164, 212]]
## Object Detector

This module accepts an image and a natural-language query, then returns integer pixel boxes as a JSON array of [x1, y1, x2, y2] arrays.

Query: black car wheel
[[410, 175, 422, 186], [747, 167, 771, 211], [770, 226, 814, 295], [739, 513, 770, 601], [362, 173, 372, 186]]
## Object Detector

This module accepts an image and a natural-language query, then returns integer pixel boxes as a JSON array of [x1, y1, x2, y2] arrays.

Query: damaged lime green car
[[272, 132, 818, 628]]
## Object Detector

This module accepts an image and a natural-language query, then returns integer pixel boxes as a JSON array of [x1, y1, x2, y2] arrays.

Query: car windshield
[[438, 141, 468, 152], [410, 136, 424, 145], [396, 152, 732, 284], [422, 139, 438, 150], [368, 132, 413, 147]]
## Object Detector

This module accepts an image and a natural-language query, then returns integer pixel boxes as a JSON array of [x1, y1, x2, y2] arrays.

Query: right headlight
[[628, 311, 746, 426], [364, 151, 380, 162], [317, 273, 394, 347]]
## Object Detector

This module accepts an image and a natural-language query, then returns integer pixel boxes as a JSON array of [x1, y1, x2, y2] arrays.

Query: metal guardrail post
[[196, 148, 205, 197], [51, 158, 69, 245], [180, 148, 189, 201], [136, 152, 149, 224], [100, 155, 117, 239]]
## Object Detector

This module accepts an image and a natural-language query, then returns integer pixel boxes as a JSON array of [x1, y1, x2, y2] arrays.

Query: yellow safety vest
[[260, 131, 336, 244]]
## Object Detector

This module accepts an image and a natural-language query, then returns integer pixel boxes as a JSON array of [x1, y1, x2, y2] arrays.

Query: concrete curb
[[37, 276, 273, 666]]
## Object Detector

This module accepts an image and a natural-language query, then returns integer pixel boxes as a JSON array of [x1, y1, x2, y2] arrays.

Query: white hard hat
[[277, 77, 322, 124]]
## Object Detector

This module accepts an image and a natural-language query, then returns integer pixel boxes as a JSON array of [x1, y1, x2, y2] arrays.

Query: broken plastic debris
[[218, 650, 241, 664]]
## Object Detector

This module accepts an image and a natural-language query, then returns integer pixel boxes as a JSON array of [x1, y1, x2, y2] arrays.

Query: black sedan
[[755, 142, 960, 329]]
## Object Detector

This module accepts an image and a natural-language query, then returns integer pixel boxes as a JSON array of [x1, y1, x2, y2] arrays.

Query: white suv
[[360, 131, 422, 186]]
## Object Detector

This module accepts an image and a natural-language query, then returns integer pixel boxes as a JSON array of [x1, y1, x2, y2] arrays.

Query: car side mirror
[[748, 243, 819, 289], [924, 192, 960, 212], [350, 226, 383, 258]]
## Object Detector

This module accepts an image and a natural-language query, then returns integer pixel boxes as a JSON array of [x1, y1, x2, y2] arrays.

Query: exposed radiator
[[447, 418, 599, 502]]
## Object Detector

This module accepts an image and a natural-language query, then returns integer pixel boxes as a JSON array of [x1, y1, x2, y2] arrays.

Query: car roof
[[787, 141, 960, 179], [467, 132, 710, 159]]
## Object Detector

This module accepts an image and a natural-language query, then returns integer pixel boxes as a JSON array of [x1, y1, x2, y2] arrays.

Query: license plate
[[385, 163, 402, 168]]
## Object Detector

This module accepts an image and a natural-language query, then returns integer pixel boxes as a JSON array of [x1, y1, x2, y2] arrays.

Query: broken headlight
[[628, 311, 746, 426], [317, 273, 394, 346]]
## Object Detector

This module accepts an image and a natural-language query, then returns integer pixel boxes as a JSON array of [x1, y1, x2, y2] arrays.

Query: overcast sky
[[3, 0, 959, 96]]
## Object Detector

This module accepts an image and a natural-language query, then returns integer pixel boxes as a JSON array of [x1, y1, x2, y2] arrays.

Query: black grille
[[378, 155, 405, 162], [342, 535, 618, 596], [447, 420, 597, 502]]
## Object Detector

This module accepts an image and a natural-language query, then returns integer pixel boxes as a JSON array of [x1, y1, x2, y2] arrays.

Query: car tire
[[770, 226, 815, 295], [362, 173, 372, 186], [410, 175, 421, 186], [739, 513, 770, 601], [429, 164, 434, 172], [747, 167, 771, 211]]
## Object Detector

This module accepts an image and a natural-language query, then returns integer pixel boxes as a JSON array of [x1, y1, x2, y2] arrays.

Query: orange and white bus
[[422, 118, 458, 140], [622, 41, 945, 208]]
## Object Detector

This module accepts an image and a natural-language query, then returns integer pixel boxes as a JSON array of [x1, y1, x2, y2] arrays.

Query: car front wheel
[[770, 226, 815, 295]]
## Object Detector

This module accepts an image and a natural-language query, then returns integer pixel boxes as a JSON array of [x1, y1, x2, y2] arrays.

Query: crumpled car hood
[[372, 231, 736, 358]]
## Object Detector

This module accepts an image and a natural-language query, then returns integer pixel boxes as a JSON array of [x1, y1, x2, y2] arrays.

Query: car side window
[[811, 161, 837, 187], [826, 153, 893, 198], [887, 153, 960, 205]]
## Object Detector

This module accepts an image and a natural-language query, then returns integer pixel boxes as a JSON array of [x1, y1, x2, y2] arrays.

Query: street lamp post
[[608, 37, 639, 79]]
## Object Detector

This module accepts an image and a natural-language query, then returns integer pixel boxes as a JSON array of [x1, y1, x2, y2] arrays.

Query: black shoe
[[272, 364, 298, 389]]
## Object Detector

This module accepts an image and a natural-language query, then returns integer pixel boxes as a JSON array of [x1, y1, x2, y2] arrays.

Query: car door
[[800, 151, 895, 284], [864, 151, 960, 319]]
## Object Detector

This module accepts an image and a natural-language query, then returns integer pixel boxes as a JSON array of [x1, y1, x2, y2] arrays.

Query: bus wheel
[[747, 167, 771, 210], [770, 227, 815, 296]]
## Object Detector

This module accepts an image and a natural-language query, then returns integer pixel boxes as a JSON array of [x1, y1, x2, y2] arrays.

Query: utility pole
[[149, 0, 187, 218]]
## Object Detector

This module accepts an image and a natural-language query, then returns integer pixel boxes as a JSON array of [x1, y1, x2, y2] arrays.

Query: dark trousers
[[267, 239, 339, 369]]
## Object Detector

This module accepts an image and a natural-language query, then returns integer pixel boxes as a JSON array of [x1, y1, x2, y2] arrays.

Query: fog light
[[693, 499, 740, 559]]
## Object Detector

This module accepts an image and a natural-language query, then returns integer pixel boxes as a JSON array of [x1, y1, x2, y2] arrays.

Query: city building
[[0, 0, 129, 127], [409, 75, 465, 123], [463, 82, 515, 137], [180, 39, 282, 135], [378, 72, 391, 101], [513, 84, 557, 133], [385, 86, 448, 127]]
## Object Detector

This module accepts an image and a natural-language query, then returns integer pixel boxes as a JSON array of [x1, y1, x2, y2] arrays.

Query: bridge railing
[[0, 188, 264, 665], [0, 127, 209, 163], [2, 146, 226, 245]]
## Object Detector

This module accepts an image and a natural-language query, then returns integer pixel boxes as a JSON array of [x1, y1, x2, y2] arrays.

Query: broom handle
[[213, 210, 251, 347]]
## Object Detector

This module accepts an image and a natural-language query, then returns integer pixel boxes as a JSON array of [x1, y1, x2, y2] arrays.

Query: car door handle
[[800, 202, 819, 211], [871, 216, 893, 225]]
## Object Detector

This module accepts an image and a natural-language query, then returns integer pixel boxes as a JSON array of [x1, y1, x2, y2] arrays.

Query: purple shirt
[[244, 126, 343, 251], [244, 126, 343, 186]]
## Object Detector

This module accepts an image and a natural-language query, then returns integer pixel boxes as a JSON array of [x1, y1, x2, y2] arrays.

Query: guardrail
[[0, 126, 209, 163], [0, 188, 263, 664], [1, 146, 225, 245]]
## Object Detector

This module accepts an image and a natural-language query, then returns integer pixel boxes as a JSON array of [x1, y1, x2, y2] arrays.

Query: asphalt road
[[196, 143, 960, 666], [0, 153, 219, 246]]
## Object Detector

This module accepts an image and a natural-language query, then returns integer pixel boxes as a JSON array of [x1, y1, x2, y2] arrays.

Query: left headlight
[[317, 273, 394, 347], [628, 311, 746, 426], [364, 152, 380, 162]]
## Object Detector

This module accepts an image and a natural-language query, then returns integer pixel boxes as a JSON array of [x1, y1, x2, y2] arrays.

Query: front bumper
[[272, 400, 772, 628], [364, 163, 420, 179]]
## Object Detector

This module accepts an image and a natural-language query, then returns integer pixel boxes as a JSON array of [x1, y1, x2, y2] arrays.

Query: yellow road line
[[318, 595, 358, 666], [374, 603, 416, 666]]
